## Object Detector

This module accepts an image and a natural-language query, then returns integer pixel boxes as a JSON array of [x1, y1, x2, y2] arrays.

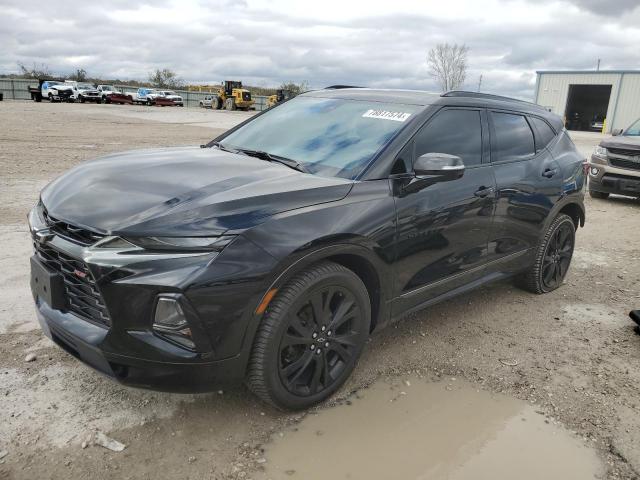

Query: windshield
[[163, 91, 176, 95], [624, 119, 640, 136], [219, 96, 421, 179], [78, 84, 93, 89]]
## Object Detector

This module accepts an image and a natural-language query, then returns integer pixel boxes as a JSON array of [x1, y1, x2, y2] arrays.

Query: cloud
[[1, 0, 639, 100]]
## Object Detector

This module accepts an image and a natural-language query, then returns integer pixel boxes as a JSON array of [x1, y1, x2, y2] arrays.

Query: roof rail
[[324, 85, 362, 90], [442, 90, 540, 107]]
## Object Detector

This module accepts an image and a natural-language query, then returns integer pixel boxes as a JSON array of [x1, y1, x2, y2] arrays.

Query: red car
[[107, 92, 133, 104], [153, 96, 179, 106]]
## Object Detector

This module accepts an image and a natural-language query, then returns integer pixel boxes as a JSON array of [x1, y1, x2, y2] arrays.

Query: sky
[[2, 0, 640, 100]]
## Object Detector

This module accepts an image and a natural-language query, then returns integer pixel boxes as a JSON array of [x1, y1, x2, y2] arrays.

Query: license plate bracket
[[30, 256, 66, 310]]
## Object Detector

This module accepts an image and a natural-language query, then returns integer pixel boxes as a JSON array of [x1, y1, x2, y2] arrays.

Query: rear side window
[[491, 112, 535, 162], [529, 117, 556, 150], [414, 109, 483, 167]]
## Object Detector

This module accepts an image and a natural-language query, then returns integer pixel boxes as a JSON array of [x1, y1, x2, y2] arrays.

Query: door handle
[[542, 168, 558, 178], [474, 186, 495, 198]]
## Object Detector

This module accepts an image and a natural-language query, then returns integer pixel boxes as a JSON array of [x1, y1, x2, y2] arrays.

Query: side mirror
[[612, 128, 623, 136], [414, 153, 465, 182]]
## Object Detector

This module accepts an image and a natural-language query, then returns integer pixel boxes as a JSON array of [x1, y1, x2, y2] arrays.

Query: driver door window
[[414, 109, 483, 167]]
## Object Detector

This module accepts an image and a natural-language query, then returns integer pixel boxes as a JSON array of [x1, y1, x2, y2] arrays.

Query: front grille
[[34, 242, 111, 327], [610, 158, 640, 171], [43, 209, 105, 246], [608, 148, 640, 158]]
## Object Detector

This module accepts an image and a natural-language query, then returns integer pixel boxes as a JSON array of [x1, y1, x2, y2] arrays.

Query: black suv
[[29, 89, 586, 409]]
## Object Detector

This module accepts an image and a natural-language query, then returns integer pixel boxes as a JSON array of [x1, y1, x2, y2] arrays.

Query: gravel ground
[[0, 100, 639, 480]]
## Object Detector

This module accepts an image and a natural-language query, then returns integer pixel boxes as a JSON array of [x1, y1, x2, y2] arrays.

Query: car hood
[[51, 85, 73, 91], [41, 147, 353, 236], [601, 135, 640, 151]]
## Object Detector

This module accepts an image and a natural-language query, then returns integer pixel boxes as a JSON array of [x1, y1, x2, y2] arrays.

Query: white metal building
[[534, 70, 640, 133]]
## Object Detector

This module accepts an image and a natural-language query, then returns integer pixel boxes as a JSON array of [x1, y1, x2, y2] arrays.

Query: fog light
[[590, 166, 599, 176], [153, 297, 195, 349]]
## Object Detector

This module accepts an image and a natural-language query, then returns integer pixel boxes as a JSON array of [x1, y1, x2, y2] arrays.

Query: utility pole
[[597, 58, 601, 71], [477, 74, 483, 92]]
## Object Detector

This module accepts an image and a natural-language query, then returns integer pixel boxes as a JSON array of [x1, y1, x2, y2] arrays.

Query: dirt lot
[[1, 101, 639, 480]]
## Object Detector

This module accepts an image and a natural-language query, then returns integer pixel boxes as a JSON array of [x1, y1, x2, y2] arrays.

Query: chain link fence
[[0, 78, 269, 110]]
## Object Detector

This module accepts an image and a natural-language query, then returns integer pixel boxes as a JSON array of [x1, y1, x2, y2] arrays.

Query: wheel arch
[[257, 243, 388, 333], [557, 201, 585, 229], [542, 198, 585, 238], [325, 253, 382, 332]]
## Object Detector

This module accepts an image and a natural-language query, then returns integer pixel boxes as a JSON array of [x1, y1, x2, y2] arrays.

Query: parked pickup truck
[[29, 79, 74, 102], [159, 90, 184, 106], [96, 85, 118, 103], [66, 82, 101, 103], [133, 88, 163, 105], [199, 95, 214, 108]]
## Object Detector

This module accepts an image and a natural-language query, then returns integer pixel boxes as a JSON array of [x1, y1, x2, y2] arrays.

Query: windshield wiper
[[204, 141, 239, 154], [235, 148, 309, 173]]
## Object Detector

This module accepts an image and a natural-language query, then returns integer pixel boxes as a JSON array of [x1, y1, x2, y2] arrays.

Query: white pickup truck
[[66, 81, 101, 103], [96, 85, 118, 103], [199, 95, 214, 108], [159, 90, 184, 106], [40, 81, 74, 102], [133, 88, 163, 105]]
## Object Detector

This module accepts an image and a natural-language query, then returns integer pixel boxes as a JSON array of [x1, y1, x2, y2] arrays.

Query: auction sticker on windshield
[[362, 110, 412, 122]]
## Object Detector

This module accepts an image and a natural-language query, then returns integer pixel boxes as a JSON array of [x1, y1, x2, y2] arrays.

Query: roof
[[301, 87, 564, 131], [537, 70, 640, 75], [301, 88, 442, 106], [302, 87, 547, 111]]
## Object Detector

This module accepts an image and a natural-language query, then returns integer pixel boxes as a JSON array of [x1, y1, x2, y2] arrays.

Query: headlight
[[593, 146, 607, 158], [123, 235, 235, 252]]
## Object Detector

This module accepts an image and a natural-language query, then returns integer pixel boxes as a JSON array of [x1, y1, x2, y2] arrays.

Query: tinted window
[[414, 109, 483, 167], [491, 112, 535, 162], [530, 117, 556, 149]]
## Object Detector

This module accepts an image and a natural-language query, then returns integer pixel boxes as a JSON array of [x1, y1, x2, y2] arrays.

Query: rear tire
[[517, 214, 575, 294], [247, 261, 370, 410], [589, 190, 609, 199]]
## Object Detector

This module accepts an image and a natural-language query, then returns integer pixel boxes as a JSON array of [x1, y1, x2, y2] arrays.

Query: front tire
[[225, 98, 236, 110], [247, 261, 371, 410], [517, 214, 575, 294]]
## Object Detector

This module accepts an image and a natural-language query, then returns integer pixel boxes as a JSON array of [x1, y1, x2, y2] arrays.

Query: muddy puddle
[[259, 378, 603, 480]]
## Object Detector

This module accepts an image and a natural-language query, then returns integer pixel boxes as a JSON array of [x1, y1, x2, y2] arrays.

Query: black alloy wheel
[[518, 213, 575, 294], [540, 221, 574, 291], [278, 285, 361, 397], [247, 261, 370, 410]]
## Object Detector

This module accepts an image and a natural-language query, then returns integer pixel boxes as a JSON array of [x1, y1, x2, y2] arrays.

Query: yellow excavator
[[211, 81, 254, 111], [266, 89, 294, 108]]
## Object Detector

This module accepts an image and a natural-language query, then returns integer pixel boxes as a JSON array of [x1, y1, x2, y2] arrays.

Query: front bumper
[[27, 203, 279, 392], [35, 299, 245, 392], [588, 155, 640, 196]]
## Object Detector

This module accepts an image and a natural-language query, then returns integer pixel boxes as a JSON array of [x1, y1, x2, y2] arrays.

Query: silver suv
[[589, 118, 640, 199]]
